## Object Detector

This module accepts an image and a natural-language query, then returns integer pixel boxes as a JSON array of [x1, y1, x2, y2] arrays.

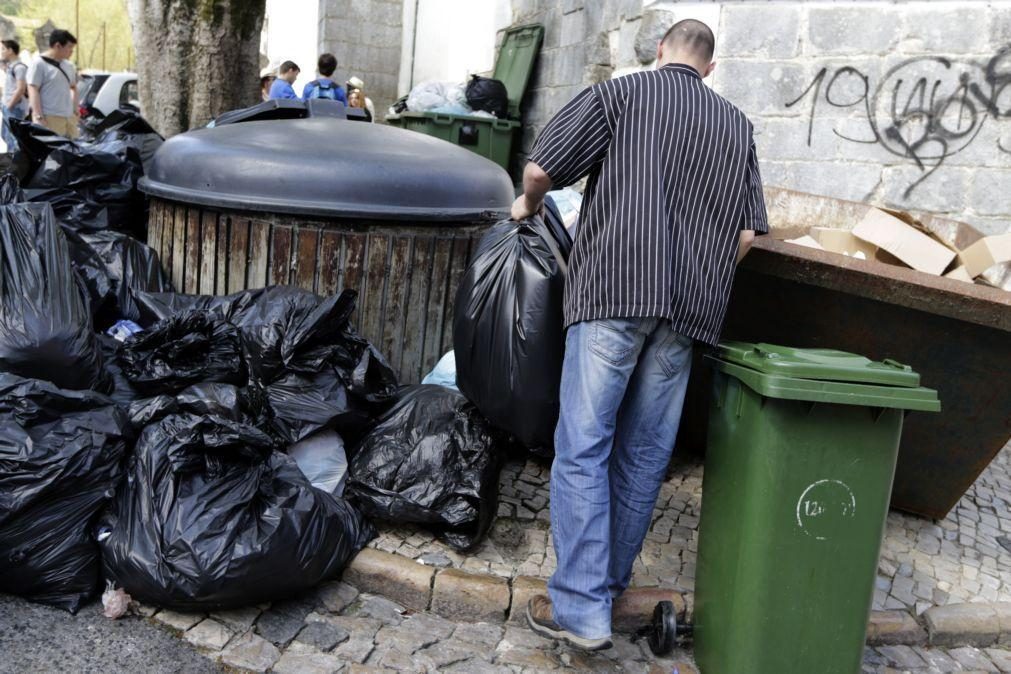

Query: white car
[[78, 71, 140, 119]]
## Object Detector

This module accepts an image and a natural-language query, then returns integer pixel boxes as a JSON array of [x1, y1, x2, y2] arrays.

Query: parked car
[[78, 71, 140, 120]]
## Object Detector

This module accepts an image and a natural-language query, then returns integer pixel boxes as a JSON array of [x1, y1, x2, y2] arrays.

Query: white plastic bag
[[289, 429, 348, 496], [407, 81, 470, 113]]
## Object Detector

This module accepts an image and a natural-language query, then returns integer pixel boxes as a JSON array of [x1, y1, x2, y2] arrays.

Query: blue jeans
[[1, 106, 24, 152], [548, 317, 693, 639]]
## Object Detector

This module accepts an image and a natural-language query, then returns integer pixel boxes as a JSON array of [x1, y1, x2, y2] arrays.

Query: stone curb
[[343, 548, 685, 633], [345, 550, 1011, 648]]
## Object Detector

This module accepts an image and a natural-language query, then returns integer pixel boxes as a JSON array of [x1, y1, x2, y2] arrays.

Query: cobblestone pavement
[[369, 442, 1011, 618], [5, 585, 1011, 673]]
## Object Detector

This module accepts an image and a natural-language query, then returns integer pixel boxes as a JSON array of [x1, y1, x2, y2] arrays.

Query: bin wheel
[[647, 600, 677, 657]]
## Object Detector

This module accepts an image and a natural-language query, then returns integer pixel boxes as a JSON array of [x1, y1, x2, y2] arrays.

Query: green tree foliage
[[16, 0, 133, 71]]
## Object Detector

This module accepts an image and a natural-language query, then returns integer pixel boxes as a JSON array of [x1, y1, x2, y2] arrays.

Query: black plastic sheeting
[[80, 110, 164, 169], [453, 206, 571, 453], [0, 374, 131, 613], [346, 385, 501, 551], [0, 203, 106, 390], [98, 384, 375, 611]]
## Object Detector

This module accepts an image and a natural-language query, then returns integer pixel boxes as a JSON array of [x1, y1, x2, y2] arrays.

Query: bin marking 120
[[796, 479, 857, 541]]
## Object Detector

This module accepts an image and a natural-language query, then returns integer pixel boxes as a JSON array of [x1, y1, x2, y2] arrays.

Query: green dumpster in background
[[387, 24, 544, 172], [693, 342, 940, 674]]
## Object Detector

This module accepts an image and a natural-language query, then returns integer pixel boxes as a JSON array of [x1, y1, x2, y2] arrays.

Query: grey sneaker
[[526, 595, 613, 651]]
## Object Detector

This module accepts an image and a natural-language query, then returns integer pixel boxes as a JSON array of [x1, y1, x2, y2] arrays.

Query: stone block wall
[[318, 0, 403, 119], [509, 1, 1011, 235]]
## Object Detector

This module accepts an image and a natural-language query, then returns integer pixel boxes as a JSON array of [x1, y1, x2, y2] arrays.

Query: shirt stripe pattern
[[528, 63, 769, 346]]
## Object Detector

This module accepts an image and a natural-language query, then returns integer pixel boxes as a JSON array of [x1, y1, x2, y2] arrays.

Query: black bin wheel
[[647, 600, 677, 657]]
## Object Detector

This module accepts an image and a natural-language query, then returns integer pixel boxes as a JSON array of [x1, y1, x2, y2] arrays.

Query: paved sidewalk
[[5, 587, 1011, 673], [369, 441, 1011, 618]]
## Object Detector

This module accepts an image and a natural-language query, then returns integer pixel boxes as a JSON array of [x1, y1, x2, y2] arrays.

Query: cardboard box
[[943, 265, 975, 283], [852, 208, 957, 275], [808, 227, 878, 260], [957, 233, 1011, 278], [785, 235, 824, 250]]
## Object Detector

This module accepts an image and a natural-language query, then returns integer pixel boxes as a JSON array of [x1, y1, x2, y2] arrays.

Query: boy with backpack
[[301, 53, 347, 104]]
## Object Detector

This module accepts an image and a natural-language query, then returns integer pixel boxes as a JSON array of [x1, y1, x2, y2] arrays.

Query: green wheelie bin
[[693, 342, 940, 674]]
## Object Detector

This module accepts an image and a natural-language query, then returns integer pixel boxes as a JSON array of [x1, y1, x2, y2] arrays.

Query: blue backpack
[[307, 79, 342, 101]]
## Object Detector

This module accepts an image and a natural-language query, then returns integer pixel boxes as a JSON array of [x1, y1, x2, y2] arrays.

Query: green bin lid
[[493, 24, 544, 119], [708, 341, 941, 412]]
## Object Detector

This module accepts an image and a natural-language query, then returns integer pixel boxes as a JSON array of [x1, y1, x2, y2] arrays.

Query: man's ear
[[704, 61, 717, 79], [656, 39, 664, 64]]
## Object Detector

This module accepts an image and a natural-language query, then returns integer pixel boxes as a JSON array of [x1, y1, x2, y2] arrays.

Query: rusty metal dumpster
[[139, 117, 514, 384], [680, 189, 1011, 519]]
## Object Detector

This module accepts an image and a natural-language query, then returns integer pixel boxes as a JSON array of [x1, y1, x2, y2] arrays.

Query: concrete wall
[[510, 1, 1011, 235], [317, 0, 403, 118]]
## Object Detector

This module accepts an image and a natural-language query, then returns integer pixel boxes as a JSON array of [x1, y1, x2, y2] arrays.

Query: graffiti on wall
[[785, 47, 1011, 197]]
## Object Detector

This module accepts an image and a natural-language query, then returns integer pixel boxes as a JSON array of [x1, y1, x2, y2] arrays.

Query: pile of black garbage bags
[[0, 115, 520, 614]]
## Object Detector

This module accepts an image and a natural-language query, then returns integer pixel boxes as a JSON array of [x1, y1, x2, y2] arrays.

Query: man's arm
[[9, 68, 26, 108], [511, 161, 553, 221], [737, 230, 756, 264], [27, 84, 42, 121], [511, 85, 612, 221]]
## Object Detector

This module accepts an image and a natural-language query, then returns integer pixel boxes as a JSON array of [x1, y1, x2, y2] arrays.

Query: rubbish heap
[[0, 114, 517, 614]]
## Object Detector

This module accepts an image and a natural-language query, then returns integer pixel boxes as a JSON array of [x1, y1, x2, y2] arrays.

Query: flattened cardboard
[[957, 233, 1011, 278], [785, 235, 824, 250], [852, 208, 957, 275], [943, 265, 975, 283], [809, 227, 878, 260]]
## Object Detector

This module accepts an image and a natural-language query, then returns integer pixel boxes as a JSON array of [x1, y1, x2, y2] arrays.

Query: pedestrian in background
[[515, 19, 768, 652], [302, 53, 346, 104], [269, 61, 300, 100], [26, 29, 78, 139], [1, 39, 28, 150], [260, 68, 276, 102], [348, 88, 372, 122], [346, 76, 375, 119]]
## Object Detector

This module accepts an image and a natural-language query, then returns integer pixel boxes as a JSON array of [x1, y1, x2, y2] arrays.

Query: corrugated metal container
[[139, 117, 514, 383]]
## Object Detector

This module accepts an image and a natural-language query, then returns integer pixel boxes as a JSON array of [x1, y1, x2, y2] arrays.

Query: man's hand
[[511, 194, 543, 221]]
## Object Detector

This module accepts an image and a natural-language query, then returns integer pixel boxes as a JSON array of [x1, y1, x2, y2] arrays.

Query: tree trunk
[[127, 0, 266, 136]]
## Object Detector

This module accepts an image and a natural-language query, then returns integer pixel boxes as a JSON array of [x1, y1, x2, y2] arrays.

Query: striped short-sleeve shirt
[[528, 63, 769, 346]]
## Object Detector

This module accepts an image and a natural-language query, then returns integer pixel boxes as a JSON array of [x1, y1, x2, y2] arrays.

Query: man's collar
[[660, 62, 702, 80]]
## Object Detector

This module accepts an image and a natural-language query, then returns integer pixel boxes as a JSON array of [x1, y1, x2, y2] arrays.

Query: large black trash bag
[[118, 310, 246, 395], [0, 203, 105, 390], [89, 110, 164, 169], [453, 207, 571, 453], [0, 374, 131, 613], [465, 75, 510, 119], [132, 287, 268, 326], [346, 385, 501, 551], [10, 119, 146, 235], [98, 407, 376, 610], [131, 286, 398, 443], [63, 228, 171, 329]]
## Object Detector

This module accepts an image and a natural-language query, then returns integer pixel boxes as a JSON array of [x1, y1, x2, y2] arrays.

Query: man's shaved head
[[661, 19, 715, 63]]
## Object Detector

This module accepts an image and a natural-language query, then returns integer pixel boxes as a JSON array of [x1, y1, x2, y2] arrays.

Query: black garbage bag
[[10, 119, 145, 235], [98, 409, 376, 610], [132, 287, 268, 327], [453, 209, 571, 453], [465, 75, 510, 119], [63, 228, 171, 329], [346, 385, 500, 551], [131, 286, 398, 443], [118, 310, 246, 396], [90, 110, 164, 169], [0, 374, 131, 613], [0, 203, 105, 390]]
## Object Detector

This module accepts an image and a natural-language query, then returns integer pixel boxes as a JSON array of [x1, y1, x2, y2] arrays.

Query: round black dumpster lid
[[139, 117, 515, 222]]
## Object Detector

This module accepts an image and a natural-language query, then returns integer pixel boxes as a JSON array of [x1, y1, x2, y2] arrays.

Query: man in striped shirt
[[514, 19, 769, 651]]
